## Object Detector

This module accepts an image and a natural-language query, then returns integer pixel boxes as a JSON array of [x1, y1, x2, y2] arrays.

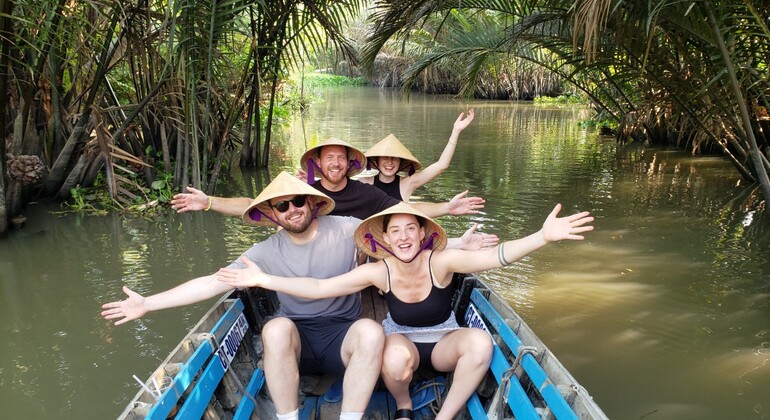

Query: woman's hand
[[453, 109, 475, 132], [460, 223, 500, 250], [216, 257, 268, 289], [541, 204, 594, 242], [447, 190, 486, 215]]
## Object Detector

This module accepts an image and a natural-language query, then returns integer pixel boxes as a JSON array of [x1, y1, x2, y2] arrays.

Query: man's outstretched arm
[[170, 186, 251, 217], [100, 275, 233, 325]]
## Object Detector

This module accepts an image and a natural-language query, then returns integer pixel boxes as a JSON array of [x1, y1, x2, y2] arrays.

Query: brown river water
[[1, 87, 768, 419]]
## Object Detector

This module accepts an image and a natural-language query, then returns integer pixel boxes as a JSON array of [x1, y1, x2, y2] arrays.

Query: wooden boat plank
[[145, 340, 215, 419], [299, 396, 319, 419], [466, 393, 486, 419], [472, 289, 580, 419], [160, 300, 248, 419], [318, 397, 341, 419], [232, 368, 265, 419], [208, 299, 246, 345], [488, 345, 541, 419], [123, 301, 235, 416], [359, 286, 388, 322], [367, 391, 396, 418], [174, 350, 228, 419]]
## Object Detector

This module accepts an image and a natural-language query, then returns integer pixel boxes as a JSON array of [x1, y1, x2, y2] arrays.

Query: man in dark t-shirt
[[170, 138, 485, 220]]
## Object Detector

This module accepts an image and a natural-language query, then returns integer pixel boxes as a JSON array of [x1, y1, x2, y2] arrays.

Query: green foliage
[[276, 71, 367, 116], [64, 185, 109, 215], [533, 94, 588, 105], [149, 171, 174, 204], [296, 72, 367, 88], [64, 168, 179, 216], [578, 114, 619, 134]]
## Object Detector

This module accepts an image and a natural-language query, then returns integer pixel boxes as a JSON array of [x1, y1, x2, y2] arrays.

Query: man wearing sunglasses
[[170, 138, 485, 220], [102, 172, 384, 420]]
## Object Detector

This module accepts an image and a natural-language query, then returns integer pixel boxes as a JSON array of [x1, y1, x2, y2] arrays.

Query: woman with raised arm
[[217, 202, 594, 420], [360, 110, 474, 201]]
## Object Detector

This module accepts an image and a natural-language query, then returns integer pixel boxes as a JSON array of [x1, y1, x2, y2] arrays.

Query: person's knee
[[350, 319, 385, 354], [262, 317, 297, 350], [381, 343, 413, 381], [466, 330, 493, 367]]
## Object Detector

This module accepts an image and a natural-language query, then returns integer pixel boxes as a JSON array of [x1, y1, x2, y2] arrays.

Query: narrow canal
[[1, 87, 768, 419]]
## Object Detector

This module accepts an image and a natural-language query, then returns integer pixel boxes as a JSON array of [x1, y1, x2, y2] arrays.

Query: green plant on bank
[[63, 169, 181, 216], [297, 72, 367, 88], [533, 94, 587, 105], [578, 116, 619, 135], [149, 171, 175, 204], [280, 71, 368, 113], [63, 185, 110, 216]]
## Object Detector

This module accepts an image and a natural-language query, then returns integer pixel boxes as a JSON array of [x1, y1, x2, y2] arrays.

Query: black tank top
[[373, 176, 403, 201], [382, 252, 454, 327]]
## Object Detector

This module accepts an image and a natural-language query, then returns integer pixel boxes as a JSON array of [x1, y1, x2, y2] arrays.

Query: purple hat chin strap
[[312, 200, 327, 218], [363, 231, 438, 263], [306, 158, 323, 184], [349, 159, 361, 173], [248, 208, 279, 225], [407, 163, 416, 176]]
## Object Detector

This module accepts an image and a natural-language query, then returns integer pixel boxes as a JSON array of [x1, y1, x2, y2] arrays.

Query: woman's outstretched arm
[[402, 110, 474, 200], [216, 256, 385, 298], [436, 204, 594, 275]]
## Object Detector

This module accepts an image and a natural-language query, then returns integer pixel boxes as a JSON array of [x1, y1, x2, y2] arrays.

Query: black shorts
[[415, 341, 439, 372], [294, 316, 355, 375]]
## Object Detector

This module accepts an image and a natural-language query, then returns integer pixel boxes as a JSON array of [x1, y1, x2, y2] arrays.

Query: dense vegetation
[[1, 0, 768, 234]]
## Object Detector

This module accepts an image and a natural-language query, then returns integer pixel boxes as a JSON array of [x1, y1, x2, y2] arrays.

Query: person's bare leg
[[262, 317, 302, 415], [338, 319, 385, 413], [430, 328, 493, 420], [380, 334, 419, 418]]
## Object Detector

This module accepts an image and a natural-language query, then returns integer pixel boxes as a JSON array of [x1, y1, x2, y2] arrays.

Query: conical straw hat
[[300, 138, 366, 179], [354, 202, 446, 260], [365, 134, 422, 173], [242, 171, 335, 226]]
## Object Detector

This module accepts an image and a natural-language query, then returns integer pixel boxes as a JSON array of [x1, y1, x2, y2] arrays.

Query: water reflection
[[1, 87, 770, 419]]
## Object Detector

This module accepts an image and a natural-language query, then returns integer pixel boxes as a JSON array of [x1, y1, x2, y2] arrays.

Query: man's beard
[[322, 166, 347, 184], [280, 212, 313, 234]]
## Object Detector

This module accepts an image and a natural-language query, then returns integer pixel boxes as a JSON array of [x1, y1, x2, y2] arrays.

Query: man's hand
[[216, 257, 268, 289], [101, 286, 149, 326], [170, 186, 208, 213], [448, 190, 485, 215], [541, 204, 594, 242], [459, 223, 499, 251]]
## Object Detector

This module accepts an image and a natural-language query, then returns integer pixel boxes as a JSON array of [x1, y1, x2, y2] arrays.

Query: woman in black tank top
[[217, 202, 593, 420], [358, 110, 475, 202]]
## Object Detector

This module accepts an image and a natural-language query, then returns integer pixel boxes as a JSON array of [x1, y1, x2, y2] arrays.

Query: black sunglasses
[[270, 195, 308, 213]]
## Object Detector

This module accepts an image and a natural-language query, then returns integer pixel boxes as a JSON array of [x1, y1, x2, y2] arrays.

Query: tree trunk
[[705, 4, 770, 200], [0, 0, 12, 235], [0, 152, 5, 235], [43, 10, 119, 196], [57, 154, 89, 199]]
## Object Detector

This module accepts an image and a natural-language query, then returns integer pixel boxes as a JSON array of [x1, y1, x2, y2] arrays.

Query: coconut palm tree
[[0, 0, 366, 234], [361, 0, 770, 200]]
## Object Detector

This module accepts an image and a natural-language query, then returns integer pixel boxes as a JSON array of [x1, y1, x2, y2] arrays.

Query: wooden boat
[[118, 274, 608, 419]]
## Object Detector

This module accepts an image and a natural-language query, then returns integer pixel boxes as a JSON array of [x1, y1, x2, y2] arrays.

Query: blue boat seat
[[465, 288, 579, 420], [144, 298, 264, 419]]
